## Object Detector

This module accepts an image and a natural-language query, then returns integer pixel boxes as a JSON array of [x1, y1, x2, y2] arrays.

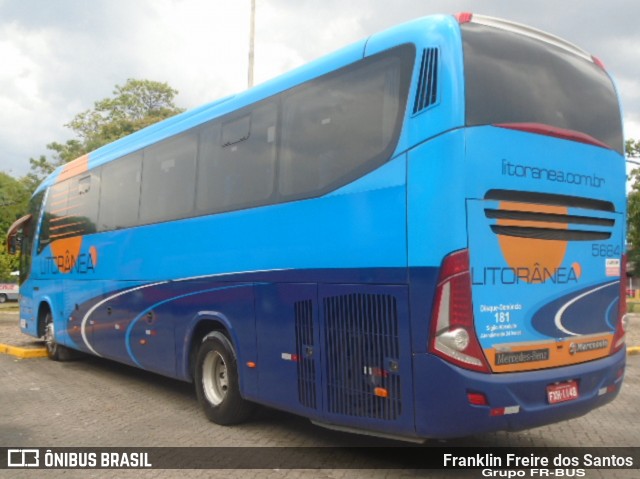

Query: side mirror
[[6, 214, 32, 256]]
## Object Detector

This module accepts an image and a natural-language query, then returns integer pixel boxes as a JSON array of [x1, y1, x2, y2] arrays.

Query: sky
[[1, 0, 639, 177]]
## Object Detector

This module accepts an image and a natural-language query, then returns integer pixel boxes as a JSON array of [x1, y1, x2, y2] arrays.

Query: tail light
[[494, 123, 610, 150], [611, 254, 627, 354], [428, 249, 490, 372], [455, 12, 473, 24], [591, 55, 606, 71]]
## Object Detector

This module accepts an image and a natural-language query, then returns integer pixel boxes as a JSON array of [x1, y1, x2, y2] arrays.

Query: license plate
[[547, 380, 579, 404]]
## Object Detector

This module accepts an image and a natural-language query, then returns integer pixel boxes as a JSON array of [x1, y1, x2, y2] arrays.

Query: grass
[[628, 301, 640, 313]]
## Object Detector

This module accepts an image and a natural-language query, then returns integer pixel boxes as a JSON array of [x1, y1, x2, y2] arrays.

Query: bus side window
[[196, 121, 222, 213], [71, 173, 100, 235], [39, 181, 69, 250], [139, 133, 198, 224], [279, 54, 404, 199], [37, 171, 99, 248], [197, 102, 277, 214], [98, 153, 142, 231]]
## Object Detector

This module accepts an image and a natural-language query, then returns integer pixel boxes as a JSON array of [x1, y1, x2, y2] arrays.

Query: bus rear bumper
[[413, 348, 626, 438]]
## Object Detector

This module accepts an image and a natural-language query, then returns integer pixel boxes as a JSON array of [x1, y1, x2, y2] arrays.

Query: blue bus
[[7, 13, 627, 440]]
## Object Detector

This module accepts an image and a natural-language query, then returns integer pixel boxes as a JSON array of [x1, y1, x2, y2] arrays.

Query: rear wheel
[[43, 311, 79, 361], [194, 331, 254, 425], [0, 294, 7, 303]]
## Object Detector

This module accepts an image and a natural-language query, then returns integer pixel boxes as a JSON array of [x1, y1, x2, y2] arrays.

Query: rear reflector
[[374, 387, 389, 398], [490, 406, 520, 416], [467, 391, 489, 406]]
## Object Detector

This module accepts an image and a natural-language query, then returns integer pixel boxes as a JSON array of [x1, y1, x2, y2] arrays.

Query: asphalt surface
[[0, 304, 639, 478]]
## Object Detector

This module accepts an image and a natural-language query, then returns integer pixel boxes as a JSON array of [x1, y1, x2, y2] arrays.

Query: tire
[[43, 311, 80, 361], [0, 294, 6, 304], [194, 331, 254, 425]]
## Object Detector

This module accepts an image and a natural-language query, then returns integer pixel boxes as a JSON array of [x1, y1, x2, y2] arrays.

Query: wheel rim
[[44, 318, 56, 355], [202, 350, 228, 406]]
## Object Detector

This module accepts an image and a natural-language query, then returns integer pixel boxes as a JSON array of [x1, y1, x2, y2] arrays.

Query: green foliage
[[626, 138, 640, 269], [0, 243, 19, 282], [0, 172, 30, 234], [24, 78, 184, 191], [627, 139, 640, 159], [0, 172, 29, 281], [67, 79, 184, 152]]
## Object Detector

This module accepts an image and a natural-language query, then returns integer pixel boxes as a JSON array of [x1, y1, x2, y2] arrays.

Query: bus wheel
[[43, 311, 77, 361], [195, 331, 254, 425], [0, 294, 7, 303]]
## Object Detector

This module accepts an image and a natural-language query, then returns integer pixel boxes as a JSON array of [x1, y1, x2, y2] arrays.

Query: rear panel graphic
[[467, 193, 622, 372]]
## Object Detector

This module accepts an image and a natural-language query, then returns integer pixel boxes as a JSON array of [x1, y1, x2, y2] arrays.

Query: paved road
[[1, 306, 639, 478]]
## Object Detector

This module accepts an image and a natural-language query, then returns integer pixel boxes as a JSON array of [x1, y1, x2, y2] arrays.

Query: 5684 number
[[591, 244, 620, 257]]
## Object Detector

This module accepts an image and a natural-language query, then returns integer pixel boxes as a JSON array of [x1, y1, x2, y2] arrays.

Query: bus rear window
[[462, 23, 623, 154]]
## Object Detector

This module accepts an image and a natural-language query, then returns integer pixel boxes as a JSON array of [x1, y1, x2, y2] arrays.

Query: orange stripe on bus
[[49, 230, 84, 239], [56, 154, 89, 183], [49, 222, 84, 231]]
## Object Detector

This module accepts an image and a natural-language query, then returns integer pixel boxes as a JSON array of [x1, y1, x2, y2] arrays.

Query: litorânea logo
[[482, 200, 583, 285]]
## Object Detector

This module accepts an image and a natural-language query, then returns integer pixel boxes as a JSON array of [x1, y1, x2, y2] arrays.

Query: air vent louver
[[484, 189, 615, 242], [413, 48, 439, 114], [295, 299, 317, 410]]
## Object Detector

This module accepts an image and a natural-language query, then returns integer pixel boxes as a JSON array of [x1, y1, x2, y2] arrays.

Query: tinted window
[[279, 46, 412, 198], [72, 173, 100, 233], [49, 46, 412, 234], [462, 24, 623, 154], [39, 173, 100, 250], [221, 115, 250, 147], [197, 102, 277, 213], [140, 134, 198, 223], [98, 153, 142, 230], [21, 191, 44, 280]]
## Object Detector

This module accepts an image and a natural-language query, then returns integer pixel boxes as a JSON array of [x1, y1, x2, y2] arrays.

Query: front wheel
[[43, 311, 79, 361], [194, 331, 254, 425], [0, 294, 7, 303]]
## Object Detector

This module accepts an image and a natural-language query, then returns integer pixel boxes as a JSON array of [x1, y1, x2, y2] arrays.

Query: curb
[[0, 343, 47, 359], [628, 346, 640, 356]]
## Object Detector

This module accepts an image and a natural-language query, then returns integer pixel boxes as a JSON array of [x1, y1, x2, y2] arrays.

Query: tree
[[0, 172, 29, 281], [0, 172, 30, 234], [626, 138, 640, 268], [26, 78, 184, 189], [67, 79, 185, 151], [1, 79, 184, 279]]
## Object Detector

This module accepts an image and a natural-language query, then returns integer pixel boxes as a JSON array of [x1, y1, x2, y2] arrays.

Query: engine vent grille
[[295, 299, 317, 410], [323, 293, 401, 420], [413, 48, 439, 114]]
